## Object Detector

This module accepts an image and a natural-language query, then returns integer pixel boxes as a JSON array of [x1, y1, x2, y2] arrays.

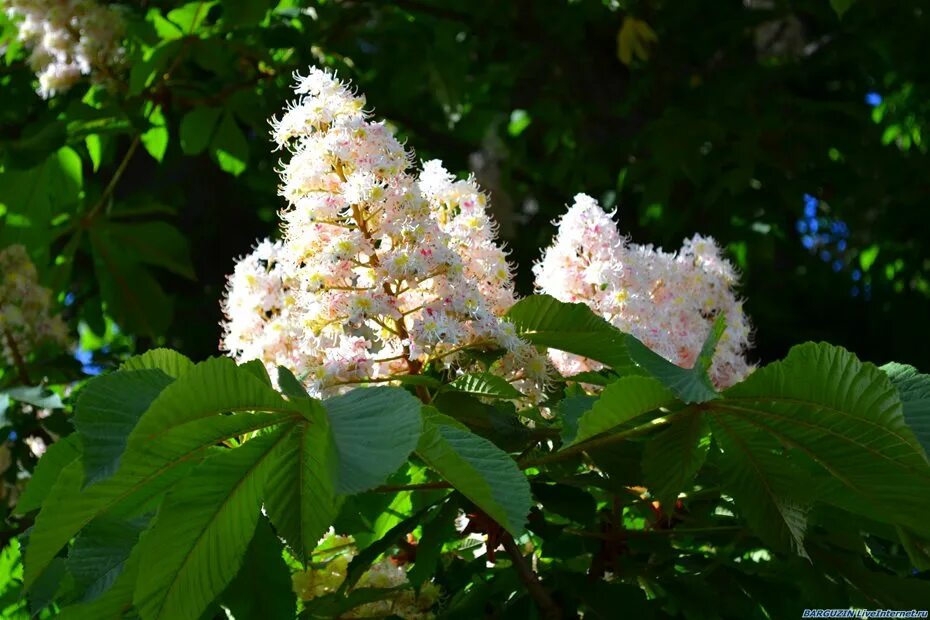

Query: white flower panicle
[[222, 67, 547, 399], [0, 244, 70, 369], [5, 0, 124, 98], [533, 194, 754, 388]]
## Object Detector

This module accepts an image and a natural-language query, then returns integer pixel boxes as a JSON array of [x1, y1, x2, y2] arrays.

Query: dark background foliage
[[3, 0, 929, 370]]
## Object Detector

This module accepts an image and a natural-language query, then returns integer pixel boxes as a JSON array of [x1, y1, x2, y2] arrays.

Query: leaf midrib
[[26, 416, 285, 590], [711, 401, 930, 481], [153, 426, 293, 620], [711, 412, 806, 551]]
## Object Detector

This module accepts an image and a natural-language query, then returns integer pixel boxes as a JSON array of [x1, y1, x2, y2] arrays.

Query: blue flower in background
[[803, 193, 818, 218], [74, 347, 103, 376], [865, 92, 882, 107], [797, 194, 867, 299]]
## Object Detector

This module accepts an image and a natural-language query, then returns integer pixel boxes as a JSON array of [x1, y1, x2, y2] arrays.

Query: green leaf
[[897, 526, 930, 571], [830, 0, 854, 18], [101, 221, 195, 280], [625, 314, 724, 403], [23, 409, 289, 593], [5, 385, 63, 409], [507, 296, 727, 403], [557, 394, 596, 444], [211, 111, 249, 176], [128, 40, 182, 95], [431, 391, 533, 452], [16, 434, 82, 515], [324, 387, 423, 494], [221, 0, 271, 28], [882, 362, 930, 458], [129, 356, 298, 441], [507, 109, 532, 137], [416, 408, 530, 535], [406, 497, 459, 587], [240, 359, 273, 387], [120, 348, 194, 378], [85, 135, 103, 172], [67, 515, 148, 603], [712, 416, 812, 556], [55, 146, 83, 200], [179, 107, 222, 155], [59, 534, 144, 620], [74, 369, 175, 486], [89, 227, 173, 337], [447, 372, 523, 399], [220, 518, 294, 620], [276, 366, 309, 400], [571, 375, 674, 446], [27, 556, 67, 616], [167, 1, 216, 33], [710, 343, 930, 539], [0, 145, 87, 261], [506, 295, 639, 374], [141, 108, 168, 163], [642, 410, 710, 512], [264, 405, 342, 562], [23, 359, 302, 592], [134, 426, 293, 620], [859, 244, 880, 271]]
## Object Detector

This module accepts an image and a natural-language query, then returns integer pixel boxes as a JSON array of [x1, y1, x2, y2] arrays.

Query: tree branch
[[500, 534, 562, 620]]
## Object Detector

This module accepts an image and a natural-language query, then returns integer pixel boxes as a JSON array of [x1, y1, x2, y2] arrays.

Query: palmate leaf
[[25, 354, 430, 620], [416, 408, 531, 535], [23, 412, 287, 592], [23, 357, 304, 591], [129, 356, 299, 440], [134, 426, 293, 620], [708, 342, 930, 545]]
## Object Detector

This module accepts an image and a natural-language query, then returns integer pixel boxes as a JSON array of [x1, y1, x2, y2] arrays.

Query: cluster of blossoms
[[292, 532, 441, 619], [533, 194, 753, 388], [5, 0, 124, 98], [222, 68, 548, 400], [0, 245, 69, 371]]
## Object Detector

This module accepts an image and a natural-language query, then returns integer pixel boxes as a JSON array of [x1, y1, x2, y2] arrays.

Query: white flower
[[534, 194, 754, 388], [6, 0, 124, 98], [0, 244, 71, 368], [223, 68, 548, 400]]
